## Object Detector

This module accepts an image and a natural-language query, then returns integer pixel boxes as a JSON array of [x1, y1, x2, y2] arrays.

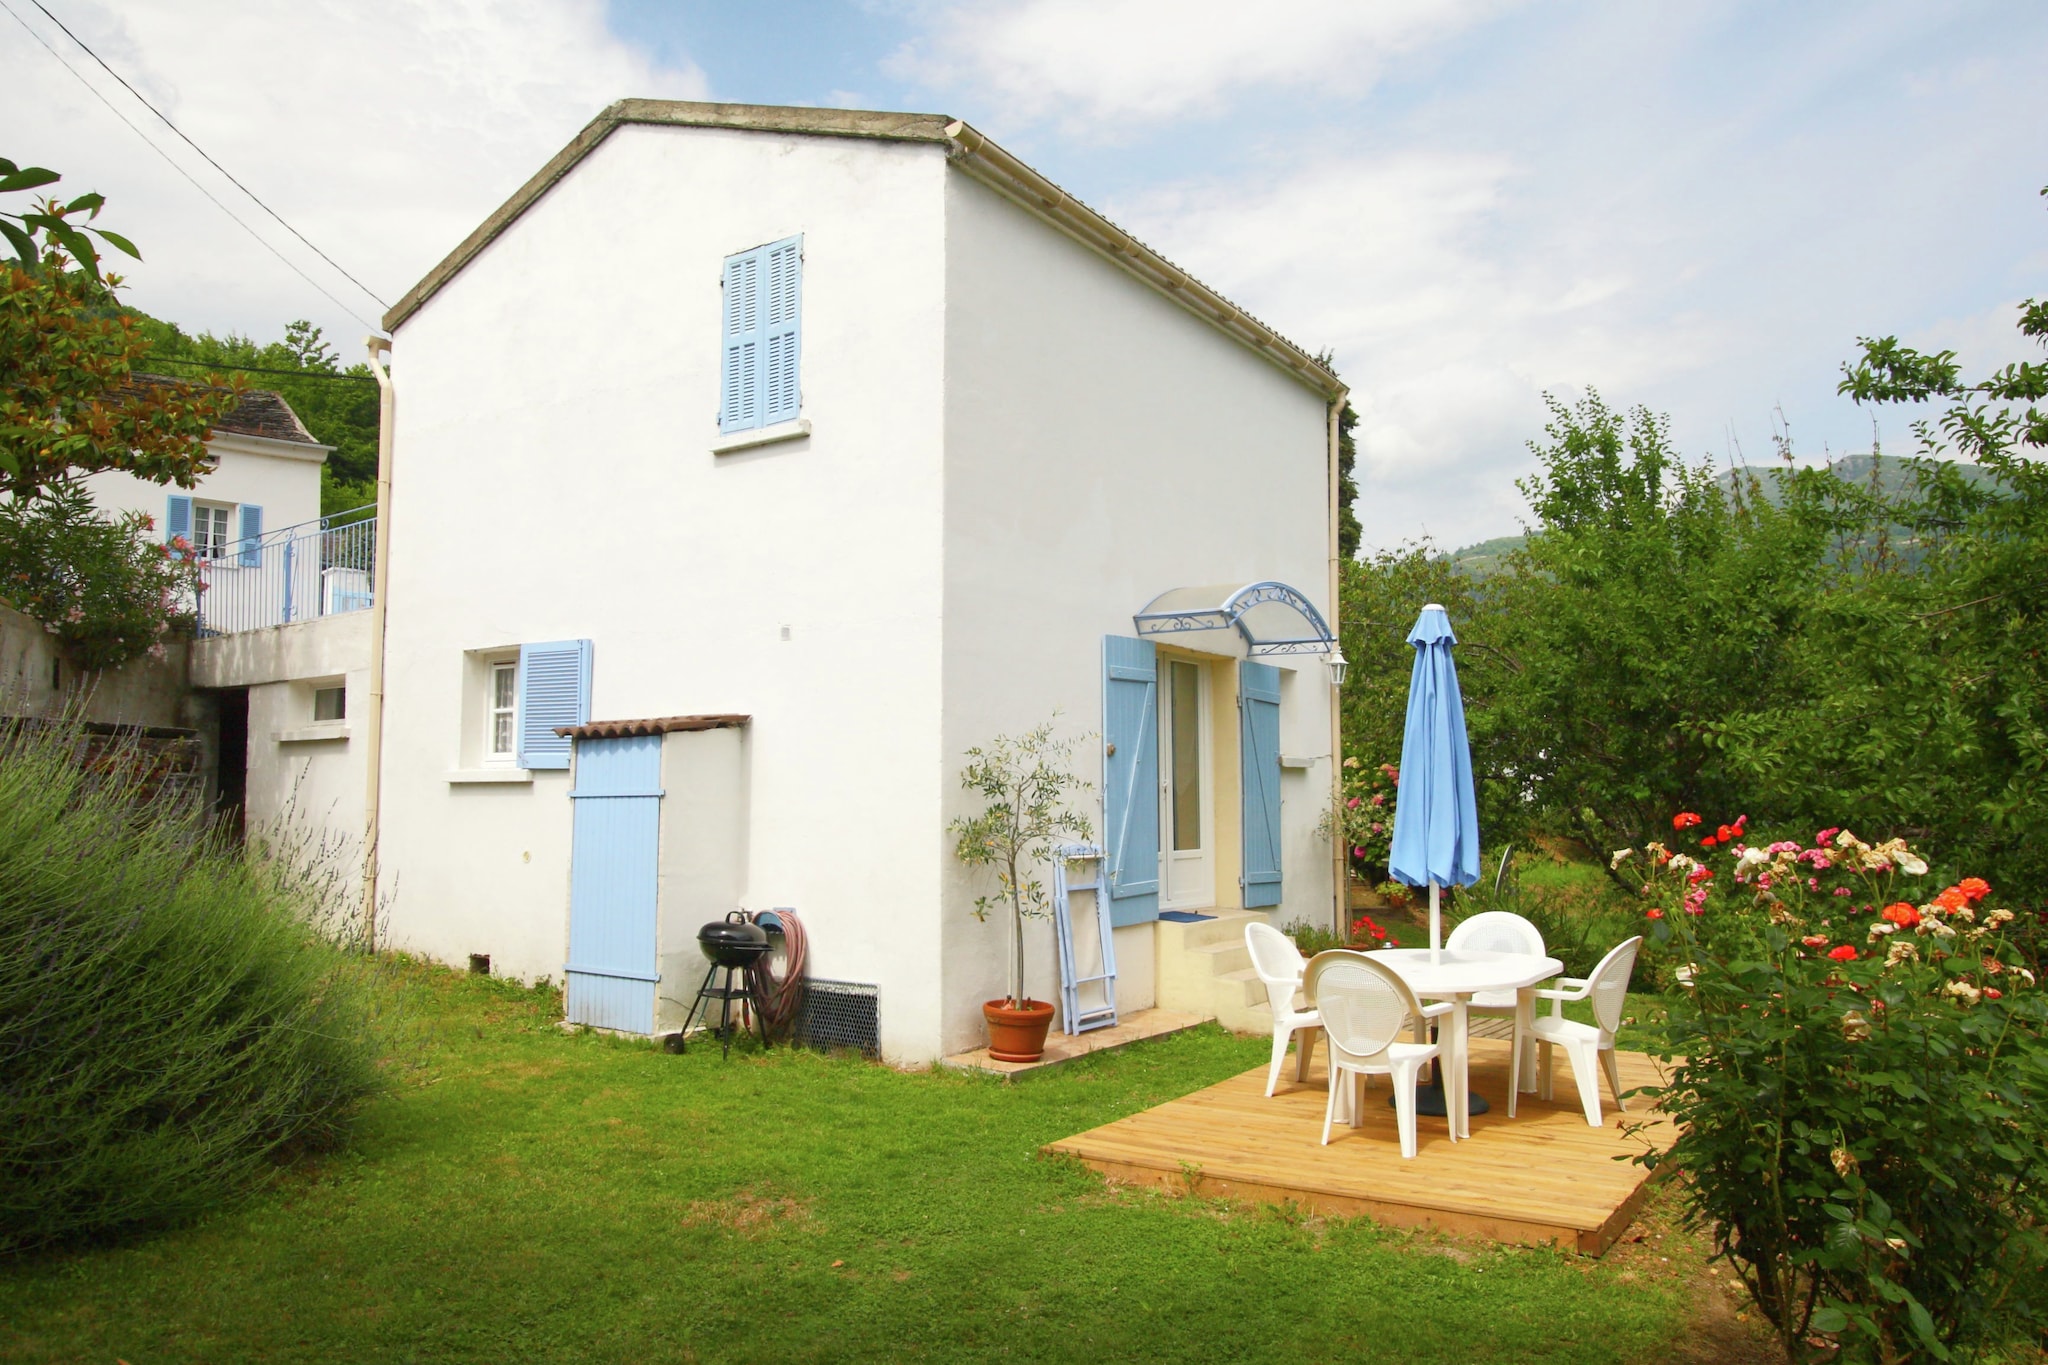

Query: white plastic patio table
[[1363, 947, 1564, 1140]]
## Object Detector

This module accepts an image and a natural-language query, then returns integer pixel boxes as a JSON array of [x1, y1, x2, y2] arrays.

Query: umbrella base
[[1393, 1031, 1490, 1116]]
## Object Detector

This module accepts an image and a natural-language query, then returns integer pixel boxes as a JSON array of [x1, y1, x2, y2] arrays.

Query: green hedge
[[0, 719, 384, 1252]]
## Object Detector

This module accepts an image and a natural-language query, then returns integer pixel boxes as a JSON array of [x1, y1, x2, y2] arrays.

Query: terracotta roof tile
[[554, 714, 750, 740]]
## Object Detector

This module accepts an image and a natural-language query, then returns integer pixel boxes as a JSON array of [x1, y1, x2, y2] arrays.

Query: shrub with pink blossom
[[1320, 756, 1399, 881], [0, 478, 198, 671]]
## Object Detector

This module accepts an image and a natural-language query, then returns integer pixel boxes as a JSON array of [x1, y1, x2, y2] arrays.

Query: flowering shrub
[[1615, 820, 2047, 1362], [1321, 756, 1399, 879], [0, 479, 199, 670], [1348, 913, 1400, 950], [1286, 913, 1402, 957]]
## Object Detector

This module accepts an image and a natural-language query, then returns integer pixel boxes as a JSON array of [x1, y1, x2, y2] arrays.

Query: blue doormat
[[1158, 911, 1217, 923]]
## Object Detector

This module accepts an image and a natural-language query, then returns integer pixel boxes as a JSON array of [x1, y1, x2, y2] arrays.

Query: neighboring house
[[107, 383, 379, 860], [86, 381, 329, 571], [366, 100, 1348, 1063]]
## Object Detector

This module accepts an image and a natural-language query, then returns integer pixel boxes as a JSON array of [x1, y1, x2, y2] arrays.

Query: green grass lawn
[[0, 963, 1765, 1364]]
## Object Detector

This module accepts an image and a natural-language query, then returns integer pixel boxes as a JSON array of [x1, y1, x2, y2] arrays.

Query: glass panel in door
[[1161, 658, 1214, 908]]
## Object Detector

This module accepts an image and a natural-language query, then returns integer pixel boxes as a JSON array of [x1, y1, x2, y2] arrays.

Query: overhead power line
[[26, 0, 388, 313], [144, 355, 379, 383], [0, 0, 381, 330]]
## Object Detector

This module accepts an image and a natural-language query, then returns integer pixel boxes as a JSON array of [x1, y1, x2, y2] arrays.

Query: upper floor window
[[193, 502, 232, 559], [719, 235, 802, 434], [165, 496, 261, 567]]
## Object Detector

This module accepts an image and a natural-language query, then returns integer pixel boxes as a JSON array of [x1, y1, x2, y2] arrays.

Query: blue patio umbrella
[[1386, 603, 1480, 967]]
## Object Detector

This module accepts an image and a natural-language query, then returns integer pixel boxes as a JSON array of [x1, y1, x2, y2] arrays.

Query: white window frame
[[312, 684, 346, 723], [192, 501, 234, 560], [485, 660, 518, 764]]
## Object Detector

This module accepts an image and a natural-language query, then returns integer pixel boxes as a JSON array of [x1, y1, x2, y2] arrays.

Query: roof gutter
[[359, 334, 396, 950]]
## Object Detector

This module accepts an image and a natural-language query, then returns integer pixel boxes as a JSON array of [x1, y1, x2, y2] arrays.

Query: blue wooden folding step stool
[[1052, 842, 1118, 1035]]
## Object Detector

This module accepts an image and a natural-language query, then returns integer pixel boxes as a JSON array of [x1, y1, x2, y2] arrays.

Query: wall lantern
[[1324, 647, 1348, 689]]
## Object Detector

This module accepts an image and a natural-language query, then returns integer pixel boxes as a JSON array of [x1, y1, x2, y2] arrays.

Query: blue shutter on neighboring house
[[1102, 635, 1160, 927], [719, 247, 762, 432], [235, 504, 263, 567], [516, 639, 592, 770], [164, 495, 192, 546], [1239, 660, 1283, 909], [760, 235, 802, 426]]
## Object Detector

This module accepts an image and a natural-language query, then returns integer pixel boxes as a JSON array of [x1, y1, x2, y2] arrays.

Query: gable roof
[[383, 100, 1344, 402], [123, 374, 329, 450]]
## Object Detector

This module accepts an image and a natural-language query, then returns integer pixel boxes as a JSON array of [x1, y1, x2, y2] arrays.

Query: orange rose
[[1959, 877, 1991, 903], [1881, 902, 1921, 929], [1934, 887, 1968, 913]]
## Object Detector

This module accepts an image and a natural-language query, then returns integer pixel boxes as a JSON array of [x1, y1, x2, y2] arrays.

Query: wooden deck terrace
[[1044, 1036, 1676, 1255]]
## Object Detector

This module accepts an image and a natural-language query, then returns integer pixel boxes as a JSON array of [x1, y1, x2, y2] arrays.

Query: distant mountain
[[1445, 534, 1524, 578], [1440, 454, 1998, 576]]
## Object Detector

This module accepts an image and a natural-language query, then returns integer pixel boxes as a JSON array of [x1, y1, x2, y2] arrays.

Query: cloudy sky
[[4, 0, 2043, 549]]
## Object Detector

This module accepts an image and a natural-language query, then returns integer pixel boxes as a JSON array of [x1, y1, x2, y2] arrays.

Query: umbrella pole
[[1429, 880, 1441, 965]]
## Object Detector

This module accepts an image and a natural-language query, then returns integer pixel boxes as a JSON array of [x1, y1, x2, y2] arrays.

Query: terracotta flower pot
[[983, 998, 1056, 1062]]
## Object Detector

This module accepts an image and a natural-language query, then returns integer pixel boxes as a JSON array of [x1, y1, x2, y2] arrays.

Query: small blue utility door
[[565, 734, 663, 1033], [1239, 660, 1283, 909]]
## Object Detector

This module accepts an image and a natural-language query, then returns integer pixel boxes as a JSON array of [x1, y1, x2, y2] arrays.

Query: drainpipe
[[360, 335, 395, 949], [1327, 394, 1346, 935]]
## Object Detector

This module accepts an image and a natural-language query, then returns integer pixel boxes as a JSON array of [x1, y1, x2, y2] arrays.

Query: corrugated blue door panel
[[1240, 660, 1283, 909], [517, 639, 592, 770], [236, 504, 263, 566], [566, 734, 663, 1033], [1103, 635, 1160, 927], [164, 495, 192, 545], [761, 235, 802, 426]]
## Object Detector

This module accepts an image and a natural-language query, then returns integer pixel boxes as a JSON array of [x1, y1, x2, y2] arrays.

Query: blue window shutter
[[760, 235, 802, 426], [236, 504, 263, 567], [1239, 660, 1283, 908], [517, 639, 592, 770], [719, 247, 763, 433], [1102, 635, 1159, 927], [164, 495, 191, 546]]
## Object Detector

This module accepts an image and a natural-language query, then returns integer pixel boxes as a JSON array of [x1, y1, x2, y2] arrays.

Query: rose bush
[[1321, 756, 1399, 882], [1614, 819, 2047, 1363]]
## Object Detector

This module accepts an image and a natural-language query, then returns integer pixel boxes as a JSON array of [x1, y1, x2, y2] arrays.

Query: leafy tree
[[0, 157, 239, 502], [1706, 210, 2048, 894], [950, 721, 1093, 1010]]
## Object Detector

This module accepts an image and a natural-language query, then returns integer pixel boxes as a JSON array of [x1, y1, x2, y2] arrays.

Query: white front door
[[1159, 657, 1214, 909]]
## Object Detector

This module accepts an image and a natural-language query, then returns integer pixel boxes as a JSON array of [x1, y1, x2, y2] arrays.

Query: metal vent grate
[[794, 979, 879, 1059]]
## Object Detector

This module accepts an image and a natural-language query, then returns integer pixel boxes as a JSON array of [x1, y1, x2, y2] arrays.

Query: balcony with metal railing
[[194, 505, 376, 636]]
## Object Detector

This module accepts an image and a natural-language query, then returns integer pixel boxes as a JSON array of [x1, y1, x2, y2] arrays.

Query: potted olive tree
[[950, 720, 1092, 1062]]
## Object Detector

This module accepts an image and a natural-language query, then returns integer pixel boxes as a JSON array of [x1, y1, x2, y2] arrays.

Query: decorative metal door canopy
[[1133, 581, 1336, 657]]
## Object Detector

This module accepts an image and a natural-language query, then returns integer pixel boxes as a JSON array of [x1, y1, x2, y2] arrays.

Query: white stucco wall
[[936, 171, 1338, 1053], [85, 433, 325, 542], [379, 125, 951, 1060], [193, 613, 370, 906]]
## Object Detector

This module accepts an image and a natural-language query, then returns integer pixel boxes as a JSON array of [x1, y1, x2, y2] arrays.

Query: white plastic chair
[[1245, 922, 1321, 1097], [1306, 951, 1455, 1158], [1528, 936, 1642, 1127], [1446, 910, 1550, 1083]]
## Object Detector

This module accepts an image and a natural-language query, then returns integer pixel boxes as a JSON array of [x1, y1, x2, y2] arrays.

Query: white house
[[371, 100, 1348, 1063], [86, 382, 329, 568]]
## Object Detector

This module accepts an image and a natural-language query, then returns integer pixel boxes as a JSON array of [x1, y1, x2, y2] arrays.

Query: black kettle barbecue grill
[[682, 912, 772, 1056]]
